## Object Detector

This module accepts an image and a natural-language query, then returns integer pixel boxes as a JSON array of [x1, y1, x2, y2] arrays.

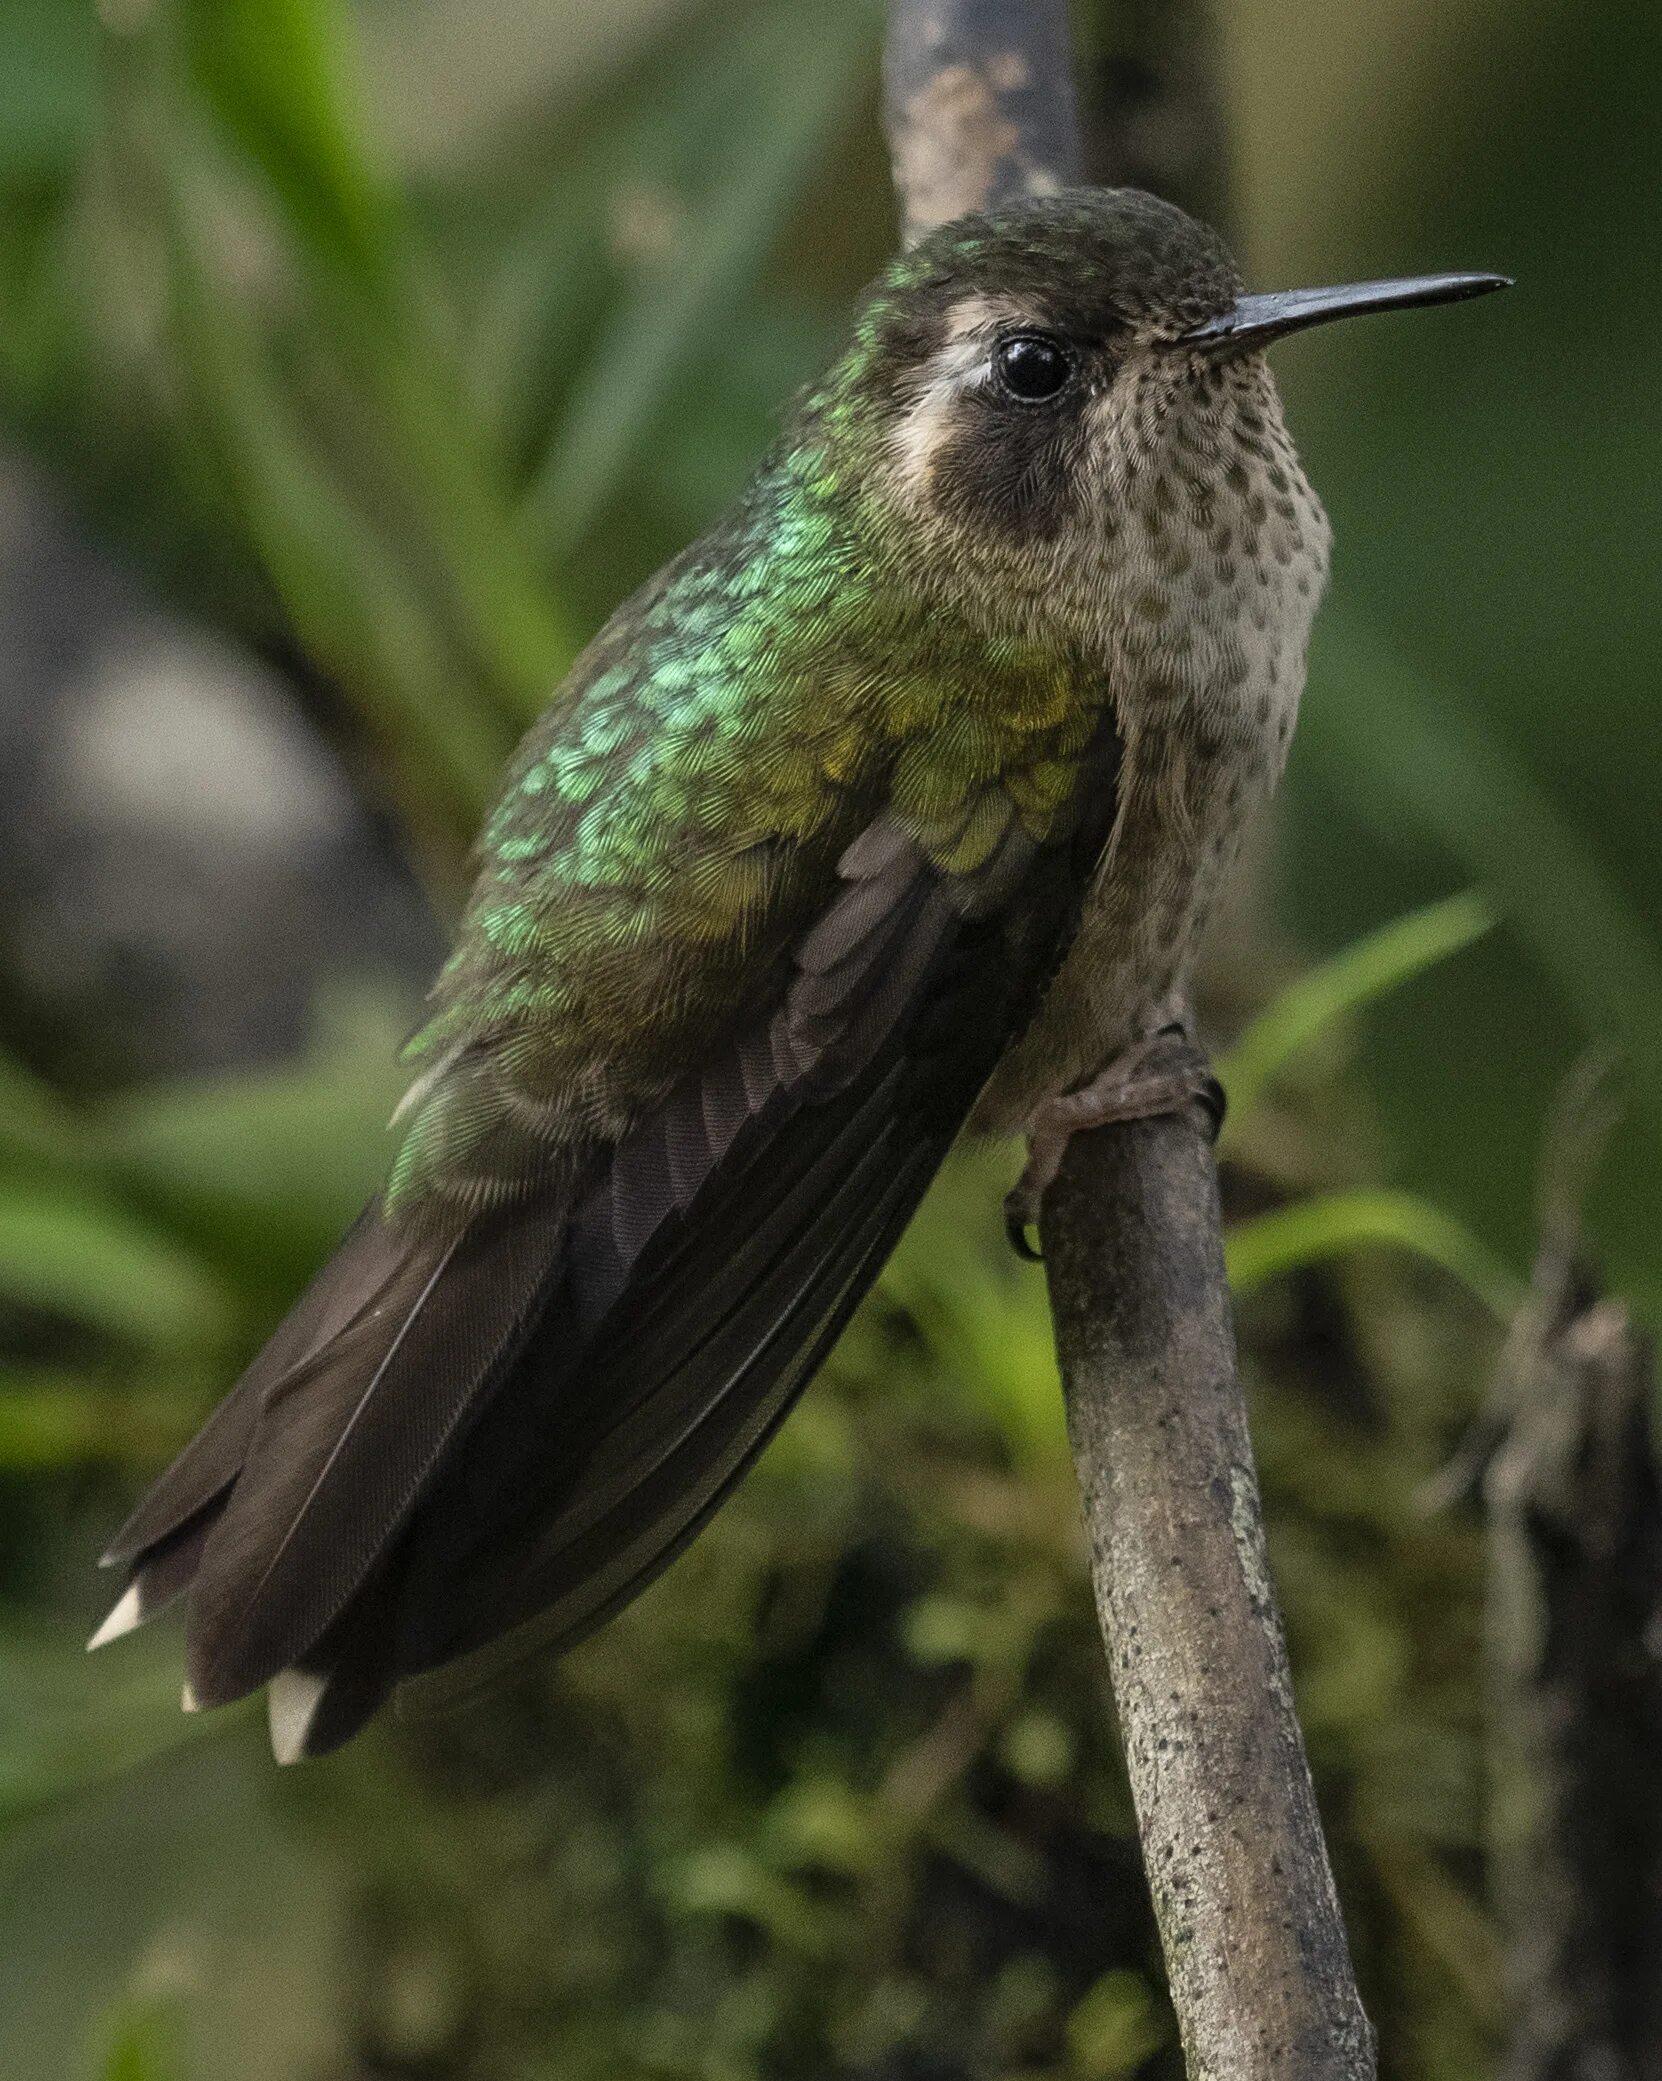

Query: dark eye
[[994, 333, 1072, 402]]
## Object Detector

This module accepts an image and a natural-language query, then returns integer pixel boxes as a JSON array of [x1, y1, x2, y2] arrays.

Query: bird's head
[[809, 186, 1505, 652]]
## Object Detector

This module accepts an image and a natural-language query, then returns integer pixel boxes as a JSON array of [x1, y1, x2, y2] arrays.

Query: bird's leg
[[1004, 1026, 1225, 1260]]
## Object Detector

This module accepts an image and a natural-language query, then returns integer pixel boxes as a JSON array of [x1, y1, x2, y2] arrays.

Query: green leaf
[[0, 1375, 126, 1471], [879, 1148, 1068, 1465], [0, 1622, 223, 1828], [1066, 1969, 1169, 2078], [1219, 890, 1494, 1134], [0, 0, 97, 180], [180, 0, 404, 314], [0, 1184, 232, 1350], [0, 1044, 91, 1170], [1226, 1190, 1525, 1320], [666, 1844, 829, 1954], [1307, 611, 1662, 1126], [0, 1372, 207, 1472], [163, 211, 509, 832], [521, 0, 879, 555], [162, 0, 574, 720], [105, 992, 411, 1269], [1000, 1710, 1074, 1790], [97, 1992, 188, 2081]]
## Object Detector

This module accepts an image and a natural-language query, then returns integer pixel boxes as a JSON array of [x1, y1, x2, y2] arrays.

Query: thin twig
[[881, 6, 1374, 2073]]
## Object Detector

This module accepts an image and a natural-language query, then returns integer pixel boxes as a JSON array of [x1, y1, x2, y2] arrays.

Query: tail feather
[[97, 1193, 574, 1725], [99, 1204, 407, 1572], [266, 1576, 398, 1761], [210, 1058, 944, 1757], [97, 1379, 261, 1579], [398, 1127, 942, 1714], [90, 1491, 224, 1649], [394, 1092, 916, 1675], [183, 1195, 570, 1707]]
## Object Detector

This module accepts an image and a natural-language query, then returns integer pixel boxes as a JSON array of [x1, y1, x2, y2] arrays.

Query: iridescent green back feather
[[389, 364, 1104, 1222]]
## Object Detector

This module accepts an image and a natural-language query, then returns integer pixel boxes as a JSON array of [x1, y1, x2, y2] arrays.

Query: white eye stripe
[[930, 332, 996, 389], [889, 337, 992, 488], [886, 293, 1053, 495], [888, 377, 963, 492]]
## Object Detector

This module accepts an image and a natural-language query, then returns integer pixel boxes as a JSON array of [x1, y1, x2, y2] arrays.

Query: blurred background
[[0, 1, 1654, 2076]]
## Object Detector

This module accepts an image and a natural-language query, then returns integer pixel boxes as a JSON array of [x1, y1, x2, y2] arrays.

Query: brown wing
[[96, 709, 1122, 1758]]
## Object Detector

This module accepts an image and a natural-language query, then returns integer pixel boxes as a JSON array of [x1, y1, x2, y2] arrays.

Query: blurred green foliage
[[0, 0, 1649, 2076]]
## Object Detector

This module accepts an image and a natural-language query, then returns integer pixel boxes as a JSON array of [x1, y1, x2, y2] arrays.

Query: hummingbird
[[90, 188, 1505, 1759]]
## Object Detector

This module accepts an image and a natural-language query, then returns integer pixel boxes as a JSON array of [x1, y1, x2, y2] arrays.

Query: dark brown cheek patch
[[930, 403, 1087, 543]]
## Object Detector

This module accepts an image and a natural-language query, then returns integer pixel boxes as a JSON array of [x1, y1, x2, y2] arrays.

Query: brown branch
[[1481, 1066, 1662, 2081], [881, 8, 1373, 2074], [1041, 1052, 1373, 2079], [882, 0, 1081, 244]]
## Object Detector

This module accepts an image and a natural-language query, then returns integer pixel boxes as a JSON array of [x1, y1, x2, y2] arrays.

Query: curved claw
[[1151, 1023, 1226, 1139], [1002, 1030, 1224, 1261], [1004, 1195, 1044, 1262]]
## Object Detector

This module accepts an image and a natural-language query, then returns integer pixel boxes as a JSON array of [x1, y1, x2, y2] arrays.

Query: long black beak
[[1182, 271, 1511, 352]]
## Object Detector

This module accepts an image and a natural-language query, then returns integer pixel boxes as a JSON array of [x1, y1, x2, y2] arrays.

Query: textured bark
[[1040, 1068, 1373, 2080], [1484, 1206, 1662, 2081], [882, 0, 1081, 244], [883, 4, 1373, 2071]]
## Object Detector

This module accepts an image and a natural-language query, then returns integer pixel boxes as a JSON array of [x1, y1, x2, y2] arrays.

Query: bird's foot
[[1003, 1027, 1224, 1260]]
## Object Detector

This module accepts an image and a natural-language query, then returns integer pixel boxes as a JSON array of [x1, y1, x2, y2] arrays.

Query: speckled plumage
[[100, 187, 1340, 1757], [388, 188, 1323, 1220]]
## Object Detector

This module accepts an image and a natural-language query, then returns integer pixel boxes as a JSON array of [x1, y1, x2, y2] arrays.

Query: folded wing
[[96, 711, 1122, 1758]]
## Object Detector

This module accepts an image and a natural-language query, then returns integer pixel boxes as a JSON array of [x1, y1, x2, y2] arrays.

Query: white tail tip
[[267, 1668, 329, 1765], [181, 1680, 201, 1713], [87, 1581, 144, 1651]]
